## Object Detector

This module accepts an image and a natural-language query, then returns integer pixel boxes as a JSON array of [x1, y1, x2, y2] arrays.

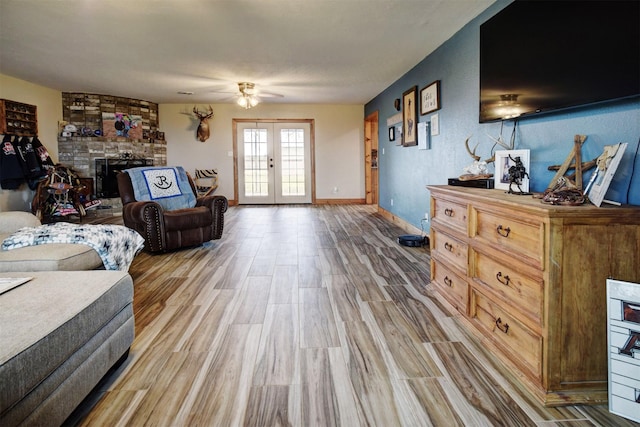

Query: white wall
[[0, 74, 61, 212], [160, 103, 365, 202]]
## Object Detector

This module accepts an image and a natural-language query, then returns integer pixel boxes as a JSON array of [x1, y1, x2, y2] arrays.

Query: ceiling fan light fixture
[[238, 82, 255, 94], [237, 82, 259, 109]]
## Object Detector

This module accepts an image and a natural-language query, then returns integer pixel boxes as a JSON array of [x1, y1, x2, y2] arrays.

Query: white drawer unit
[[607, 278, 640, 423]]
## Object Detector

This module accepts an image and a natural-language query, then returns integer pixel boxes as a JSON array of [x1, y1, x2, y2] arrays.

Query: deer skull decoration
[[465, 136, 495, 165], [193, 105, 214, 142], [462, 134, 515, 176]]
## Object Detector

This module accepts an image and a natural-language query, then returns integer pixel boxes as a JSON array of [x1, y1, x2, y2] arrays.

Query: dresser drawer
[[470, 288, 542, 380], [432, 197, 468, 235], [471, 250, 544, 326], [431, 259, 468, 314], [431, 230, 468, 275], [472, 208, 544, 270]]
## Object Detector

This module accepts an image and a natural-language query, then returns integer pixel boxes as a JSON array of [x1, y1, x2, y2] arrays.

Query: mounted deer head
[[193, 105, 214, 142]]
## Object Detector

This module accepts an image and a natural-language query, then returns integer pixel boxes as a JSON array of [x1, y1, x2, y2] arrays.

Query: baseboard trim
[[228, 199, 366, 206], [377, 206, 423, 235], [314, 198, 366, 205]]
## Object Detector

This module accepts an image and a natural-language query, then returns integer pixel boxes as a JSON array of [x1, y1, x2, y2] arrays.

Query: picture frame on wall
[[402, 86, 418, 146], [420, 80, 441, 115], [388, 126, 395, 141], [494, 149, 530, 192]]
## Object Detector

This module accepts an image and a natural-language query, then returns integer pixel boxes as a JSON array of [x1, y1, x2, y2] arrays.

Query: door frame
[[232, 118, 316, 204], [364, 111, 379, 205]]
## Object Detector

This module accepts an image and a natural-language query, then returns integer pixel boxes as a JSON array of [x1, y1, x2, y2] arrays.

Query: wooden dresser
[[428, 185, 640, 406]]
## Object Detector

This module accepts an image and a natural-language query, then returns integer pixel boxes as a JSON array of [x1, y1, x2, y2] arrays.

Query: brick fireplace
[[57, 92, 167, 198], [57, 136, 167, 197]]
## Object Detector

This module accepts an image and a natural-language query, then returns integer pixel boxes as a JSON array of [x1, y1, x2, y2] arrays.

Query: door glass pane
[[279, 129, 305, 196], [243, 128, 269, 196]]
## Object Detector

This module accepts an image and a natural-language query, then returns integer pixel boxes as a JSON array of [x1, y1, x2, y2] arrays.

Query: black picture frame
[[420, 80, 441, 115], [402, 86, 418, 146], [388, 126, 395, 141]]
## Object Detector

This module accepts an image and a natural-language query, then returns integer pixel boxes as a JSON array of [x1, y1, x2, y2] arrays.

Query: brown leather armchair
[[117, 171, 228, 253]]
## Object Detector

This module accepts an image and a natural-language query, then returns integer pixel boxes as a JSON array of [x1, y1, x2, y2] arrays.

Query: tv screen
[[479, 0, 640, 123]]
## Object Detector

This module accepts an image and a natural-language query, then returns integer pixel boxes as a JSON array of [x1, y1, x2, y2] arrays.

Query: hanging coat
[[17, 136, 47, 189], [13, 135, 29, 176], [18, 136, 40, 176], [0, 135, 25, 189], [31, 136, 54, 171]]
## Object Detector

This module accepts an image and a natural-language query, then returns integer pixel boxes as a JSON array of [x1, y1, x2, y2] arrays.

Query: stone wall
[[61, 92, 161, 139]]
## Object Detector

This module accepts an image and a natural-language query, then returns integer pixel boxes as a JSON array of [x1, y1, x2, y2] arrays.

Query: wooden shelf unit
[[428, 185, 640, 406], [0, 99, 38, 136]]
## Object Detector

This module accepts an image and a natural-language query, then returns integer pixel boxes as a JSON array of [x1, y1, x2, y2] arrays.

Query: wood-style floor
[[65, 205, 638, 426]]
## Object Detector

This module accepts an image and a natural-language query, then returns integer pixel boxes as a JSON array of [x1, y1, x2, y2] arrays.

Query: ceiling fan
[[236, 82, 284, 108], [203, 82, 283, 109]]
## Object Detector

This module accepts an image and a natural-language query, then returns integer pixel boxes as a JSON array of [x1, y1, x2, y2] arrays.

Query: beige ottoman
[[0, 270, 135, 426]]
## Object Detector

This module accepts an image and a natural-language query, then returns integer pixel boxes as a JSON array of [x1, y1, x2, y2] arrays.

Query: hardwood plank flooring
[[64, 205, 638, 427]]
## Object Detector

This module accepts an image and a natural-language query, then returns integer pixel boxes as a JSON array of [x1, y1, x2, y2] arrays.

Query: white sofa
[[0, 212, 103, 272]]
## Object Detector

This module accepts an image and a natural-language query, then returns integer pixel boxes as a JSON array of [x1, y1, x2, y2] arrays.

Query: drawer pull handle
[[495, 317, 510, 334], [496, 272, 511, 286], [496, 225, 511, 237], [444, 242, 453, 252], [444, 276, 452, 287], [444, 208, 454, 217]]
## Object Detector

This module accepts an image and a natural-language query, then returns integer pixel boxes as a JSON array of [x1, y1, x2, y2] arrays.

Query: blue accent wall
[[365, 0, 640, 232]]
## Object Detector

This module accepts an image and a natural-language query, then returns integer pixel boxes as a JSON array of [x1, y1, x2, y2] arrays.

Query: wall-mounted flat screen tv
[[479, 0, 640, 123]]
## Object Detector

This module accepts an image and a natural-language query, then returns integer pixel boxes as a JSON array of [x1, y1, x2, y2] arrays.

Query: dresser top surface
[[427, 185, 640, 218]]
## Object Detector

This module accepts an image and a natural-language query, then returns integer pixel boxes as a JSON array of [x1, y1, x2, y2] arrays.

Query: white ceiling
[[0, 0, 495, 105]]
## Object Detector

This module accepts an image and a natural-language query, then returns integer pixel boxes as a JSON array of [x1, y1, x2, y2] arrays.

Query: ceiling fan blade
[[186, 80, 285, 101], [207, 90, 237, 95], [256, 91, 284, 98]]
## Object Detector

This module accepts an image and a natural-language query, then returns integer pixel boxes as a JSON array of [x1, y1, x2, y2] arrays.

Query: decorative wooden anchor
[[546, 134, 596, 190]]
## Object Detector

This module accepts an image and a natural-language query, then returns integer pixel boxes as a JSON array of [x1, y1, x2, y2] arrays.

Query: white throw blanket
[[1, 223, 145, 271], [126, 166, 196, 211]]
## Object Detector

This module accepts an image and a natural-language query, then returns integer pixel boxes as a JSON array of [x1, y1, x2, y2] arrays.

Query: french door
[[237, 121, 312, 204]]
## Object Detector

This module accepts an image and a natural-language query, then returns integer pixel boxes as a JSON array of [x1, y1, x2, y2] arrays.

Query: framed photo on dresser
[[494, 149, 530, 192]]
